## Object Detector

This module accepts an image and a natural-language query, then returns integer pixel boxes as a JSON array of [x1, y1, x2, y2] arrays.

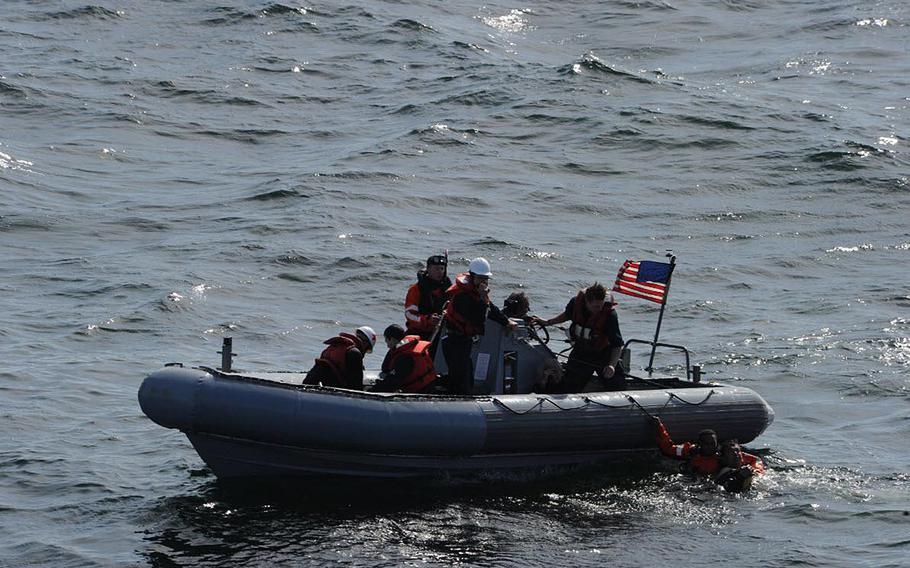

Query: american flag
[[612, 260, 673, 304]]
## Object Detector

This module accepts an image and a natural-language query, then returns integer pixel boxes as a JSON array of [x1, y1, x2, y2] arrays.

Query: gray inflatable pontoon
[[138, 323, 774, 479]]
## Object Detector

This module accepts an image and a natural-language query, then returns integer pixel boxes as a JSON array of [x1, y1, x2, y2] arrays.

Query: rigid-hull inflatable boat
[[138, 322, 774, 479]]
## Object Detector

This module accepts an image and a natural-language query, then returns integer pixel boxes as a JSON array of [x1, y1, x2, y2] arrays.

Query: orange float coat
[[655, 420, 764, 476], [404, 271, 451, 339], [312, 332, 367, 389], [381, 335, 436, 393], [444, 273, 487, 337]]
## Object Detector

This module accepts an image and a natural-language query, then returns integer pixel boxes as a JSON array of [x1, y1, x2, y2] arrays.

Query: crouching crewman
[[373, 324, 437, 393], [303, 326, 376, 390]]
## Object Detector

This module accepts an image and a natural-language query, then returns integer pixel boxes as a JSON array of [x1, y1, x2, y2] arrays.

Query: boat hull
[[139, 366, 774, 478]]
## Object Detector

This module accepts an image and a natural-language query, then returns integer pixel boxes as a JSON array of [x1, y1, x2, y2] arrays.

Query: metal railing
[[623, 338, 700, 382]]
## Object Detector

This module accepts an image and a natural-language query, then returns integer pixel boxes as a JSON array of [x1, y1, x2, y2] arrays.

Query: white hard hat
[[468, 257, 492, 277], [355, 326, 377, 350]]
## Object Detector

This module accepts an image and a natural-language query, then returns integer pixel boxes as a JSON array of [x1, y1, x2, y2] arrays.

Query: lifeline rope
[[491, 397, 546, 415], [492, 389, 717, 416], [493, 394, 634, 414], [539, 397, 591, 411], [492, 396, 589, 414], [625, 394, 658, 419], [582, 396, 640, 409], [668, 390, 716, 405]]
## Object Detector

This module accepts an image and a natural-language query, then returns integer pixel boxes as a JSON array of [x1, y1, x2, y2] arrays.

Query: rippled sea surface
[[2, 0, 909, 566]]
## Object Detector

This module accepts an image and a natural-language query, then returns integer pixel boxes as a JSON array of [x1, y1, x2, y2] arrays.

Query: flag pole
[[646, 252, 676, 374]]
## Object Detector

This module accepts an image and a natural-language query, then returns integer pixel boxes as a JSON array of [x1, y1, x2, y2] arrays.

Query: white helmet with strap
[[355, 326, 377, 350], [468, 257, 492, 277]]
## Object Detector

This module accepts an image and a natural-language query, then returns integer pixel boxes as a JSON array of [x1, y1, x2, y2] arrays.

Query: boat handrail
[[623, 338, 694, 381]]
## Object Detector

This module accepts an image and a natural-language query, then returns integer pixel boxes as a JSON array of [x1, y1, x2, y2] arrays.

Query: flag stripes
[[612, 260, 671, 304]]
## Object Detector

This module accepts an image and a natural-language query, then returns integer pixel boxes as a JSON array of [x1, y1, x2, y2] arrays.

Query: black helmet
[[426, 255, 447, 267]]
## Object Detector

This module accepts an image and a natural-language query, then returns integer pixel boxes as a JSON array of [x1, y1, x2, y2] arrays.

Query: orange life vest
[[657, 422, 765, 486], [686, 453, 722, 475], [405, 271, 450, 339], [444, 273, 484, 337], [656, 421, 726, 475], [314, 332, 364, 387], [382, 335, 436, 392], [569, 291, 613, 351]]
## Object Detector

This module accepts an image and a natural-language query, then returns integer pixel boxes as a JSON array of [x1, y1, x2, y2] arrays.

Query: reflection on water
[[137, 450, 910, 566], [138, 459, 756, 566]]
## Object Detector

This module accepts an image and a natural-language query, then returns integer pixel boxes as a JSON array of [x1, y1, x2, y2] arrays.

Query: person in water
[[653, 416, 765, 492], [373, 324, 436, 393], [404, 254, 452, 340], [443, 257, 517, 395], [532, 282, 624, 392], [303, 326, 376, 390], [714, 439, 766, 492]]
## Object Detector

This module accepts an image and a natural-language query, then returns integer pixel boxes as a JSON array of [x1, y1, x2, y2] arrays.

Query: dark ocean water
[[2, 0, 908, 566]]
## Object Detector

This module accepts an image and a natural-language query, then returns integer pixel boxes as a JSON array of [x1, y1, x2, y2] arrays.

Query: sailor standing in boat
[[302, 326, 377, 390], [442, 258, 517, 395], [532, 282, 624, 392], [404, 254, 452, 340]]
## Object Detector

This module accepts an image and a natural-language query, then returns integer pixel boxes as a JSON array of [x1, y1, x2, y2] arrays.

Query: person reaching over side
[[532, 282, 624, 392]]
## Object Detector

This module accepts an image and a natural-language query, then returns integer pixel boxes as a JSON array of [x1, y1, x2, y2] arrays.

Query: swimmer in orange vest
[[653, 416, 765, 492]]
